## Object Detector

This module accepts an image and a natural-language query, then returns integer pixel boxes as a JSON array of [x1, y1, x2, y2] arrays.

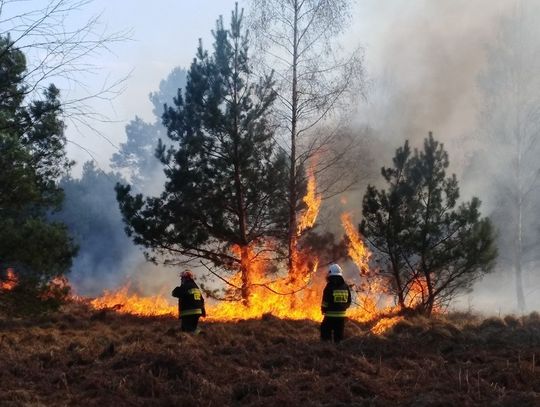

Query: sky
[[1, 0, 421, 174], [63, 0, 247, 171], [58, 0, 416, 173], [5, 0, 492, 173], [2, 0, 514, 177]]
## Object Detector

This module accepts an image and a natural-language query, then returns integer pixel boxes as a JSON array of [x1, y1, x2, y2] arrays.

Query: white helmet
[[328, 263, 343, 276]]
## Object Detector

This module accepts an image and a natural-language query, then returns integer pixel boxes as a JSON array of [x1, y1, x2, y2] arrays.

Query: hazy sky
[[62, 0, 246, 170], [4, 0, 512, 175], [61, 0, 395, 172], [3, 0, 440, 172], [60, 0, 412, 172]]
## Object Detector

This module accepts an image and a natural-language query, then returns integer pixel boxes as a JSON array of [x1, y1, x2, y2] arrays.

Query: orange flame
[[89, 209, 405, 334], [89, 170, 326, 322], [405, 275, 440, 313], [371, 316, 404, 335], [297, 167, 322, 236], [341, 212, 371, 275], [406, 277, 428, 308], [89, 180, 415, 334], [288, 166, 323, 282], [40, 276, 71, 301], [1, 268, 18, 291], [207, 241, 322, 320], [90, 285, 176, 317]]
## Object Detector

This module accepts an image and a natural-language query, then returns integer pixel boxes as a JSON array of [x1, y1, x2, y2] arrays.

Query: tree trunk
[[515, 199, 526, 313], [515, 105, 526, 313], [231, 30, 250, 305], [287, 0, 300, 279], [423, 272, 434, 317], [389, 254, 406, 309], [240, 245, 251, 306]]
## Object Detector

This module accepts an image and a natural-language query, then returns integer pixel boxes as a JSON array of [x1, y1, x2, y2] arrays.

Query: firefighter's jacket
[[321, 275, 351, 317], [172, 279, 205, 318]]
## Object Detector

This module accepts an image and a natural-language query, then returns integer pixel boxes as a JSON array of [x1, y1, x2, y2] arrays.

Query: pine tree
[[0, 35, 76, 298], [116, 5, 288, 303], [361, 133, 497, 315], [111, 67, 188, 193]]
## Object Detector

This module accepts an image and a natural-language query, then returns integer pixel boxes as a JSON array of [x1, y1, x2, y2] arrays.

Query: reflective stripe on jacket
[[181, 308, 203, 316]]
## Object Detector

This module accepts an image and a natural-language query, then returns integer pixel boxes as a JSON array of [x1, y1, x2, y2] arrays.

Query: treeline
[[114, 4, 497, 315], [2, 0, 513, 316]]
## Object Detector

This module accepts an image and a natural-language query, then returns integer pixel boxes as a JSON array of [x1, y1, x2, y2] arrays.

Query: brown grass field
[[1, 303, 539, 406]]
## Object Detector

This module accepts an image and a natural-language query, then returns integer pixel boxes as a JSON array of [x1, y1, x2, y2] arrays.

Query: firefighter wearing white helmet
[[320, 263, 351, 343]]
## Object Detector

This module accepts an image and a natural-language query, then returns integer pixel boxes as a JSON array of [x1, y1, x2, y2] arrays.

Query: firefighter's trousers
[[320, 316, 346, 343], [181, 315, 201, 333]]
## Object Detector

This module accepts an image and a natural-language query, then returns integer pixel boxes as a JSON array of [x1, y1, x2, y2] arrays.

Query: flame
[[340, 213, 403, 333], [405, 276, 428, 308], [405, 275, 441, 313], [88, 210, 402, 334], [371, 316, 405, 335], [88, 179, 418, 334], [88, 241, 326, 322], [209, 242, 323, 320], [40, 276, 71, 301], [1, 268, 18, 291], [341, 212, 371, 275], [89, 170, 326, 322], [296, 167, 322, 236], [287, 166, 323, 283], [90, 285, 176, 317]]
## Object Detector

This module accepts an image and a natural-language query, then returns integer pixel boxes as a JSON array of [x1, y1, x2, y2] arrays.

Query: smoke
[[322, 1, 513, 208], [343, 0, 540, 314], [353, 1, 510, 159], [59, 67, 188, 297], [58, 1, 540, 314]]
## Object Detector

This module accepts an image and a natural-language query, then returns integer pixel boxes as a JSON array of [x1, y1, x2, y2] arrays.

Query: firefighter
[[320, 263, 351, 343], [172, 271, 206, 333]]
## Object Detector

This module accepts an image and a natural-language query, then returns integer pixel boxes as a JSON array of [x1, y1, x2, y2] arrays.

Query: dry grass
[[1, 304, 539, 406]]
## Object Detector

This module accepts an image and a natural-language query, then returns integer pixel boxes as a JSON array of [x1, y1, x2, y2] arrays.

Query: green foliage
[[116, 6, 288, 298], [0, 35, 76, 308], [0, 276, 71, 316], [361, 133, 497, 315]]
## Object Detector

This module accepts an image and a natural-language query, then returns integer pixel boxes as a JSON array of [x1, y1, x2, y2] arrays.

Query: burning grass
[[84, 206, 384, 330], [1, 304, 539, 406]]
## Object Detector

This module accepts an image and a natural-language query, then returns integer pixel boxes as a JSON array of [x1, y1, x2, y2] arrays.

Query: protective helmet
[[180, 270, 194, 280], [328, 263, 343, 276]]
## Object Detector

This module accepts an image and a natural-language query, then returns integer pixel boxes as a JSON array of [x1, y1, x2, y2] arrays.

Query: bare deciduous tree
[[477, 0, 540, 313], [249, 0, 364, 277], [0, 0, 130, 143]]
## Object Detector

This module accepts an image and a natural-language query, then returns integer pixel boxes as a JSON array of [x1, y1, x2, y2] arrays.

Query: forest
[[1, 1, 540, 405]]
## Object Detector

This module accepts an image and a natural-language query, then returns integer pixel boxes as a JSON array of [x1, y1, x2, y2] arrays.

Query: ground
[[1, 304, 539, 406]]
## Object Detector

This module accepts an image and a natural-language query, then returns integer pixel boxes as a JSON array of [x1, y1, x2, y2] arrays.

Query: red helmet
[[180, 270, 194, 280]]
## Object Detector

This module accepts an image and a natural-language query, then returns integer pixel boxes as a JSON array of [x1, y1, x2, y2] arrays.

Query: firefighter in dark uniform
[[172, 271, 206, 333], [320, 263, 351, 343]]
